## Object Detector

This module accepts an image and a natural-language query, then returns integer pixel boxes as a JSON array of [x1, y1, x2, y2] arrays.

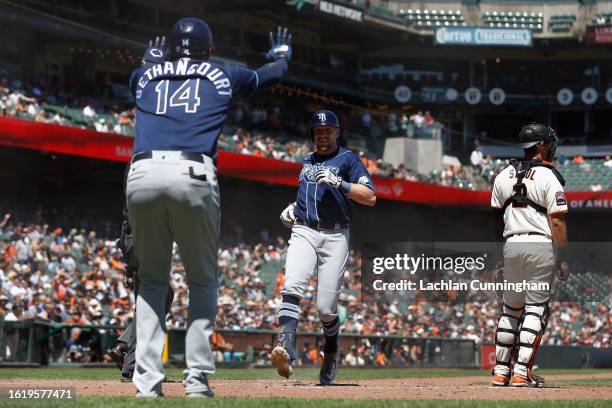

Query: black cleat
[[319, 338, 340, 385], [271, 330, 296, 379]]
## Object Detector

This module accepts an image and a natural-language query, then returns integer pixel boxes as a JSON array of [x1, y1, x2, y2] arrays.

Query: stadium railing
[[0, 320, 121, 366], [3, 321, 610, 369], [0, 320, 478, 368]]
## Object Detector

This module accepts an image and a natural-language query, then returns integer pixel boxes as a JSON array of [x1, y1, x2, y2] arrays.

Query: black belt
[[131, 151, 209, 164], [505, 232, 548, 240], [295, 219, 347, 231]]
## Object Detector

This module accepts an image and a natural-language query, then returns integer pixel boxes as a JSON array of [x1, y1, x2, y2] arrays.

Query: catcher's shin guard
[[492, 302, 522, 379], [512, 302, 549, 387]]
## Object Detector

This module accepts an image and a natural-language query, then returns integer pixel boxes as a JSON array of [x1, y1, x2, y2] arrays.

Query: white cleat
[[270, 346, 294, 379]]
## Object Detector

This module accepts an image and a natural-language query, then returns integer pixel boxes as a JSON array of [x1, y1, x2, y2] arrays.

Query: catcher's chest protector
[[502, 160, 565, 214]]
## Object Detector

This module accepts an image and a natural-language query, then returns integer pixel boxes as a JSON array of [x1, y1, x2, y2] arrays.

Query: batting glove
[[143, 36, 167, 65], [280, 202, 296, 228], [266, 26, 292, 61], [315, 168, 342, 189]]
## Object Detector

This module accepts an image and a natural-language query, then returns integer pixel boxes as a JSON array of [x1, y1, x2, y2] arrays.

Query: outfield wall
[[480, 343, 612, 370], [1, 321, 610, 369]]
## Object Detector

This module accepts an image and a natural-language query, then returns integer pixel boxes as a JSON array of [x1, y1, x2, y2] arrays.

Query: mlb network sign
[[318, 0, 363, 22], [435, 27, 532, 47]]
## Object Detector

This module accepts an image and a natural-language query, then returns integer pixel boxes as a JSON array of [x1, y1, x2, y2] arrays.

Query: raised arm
[[255, 26, 292, 89]]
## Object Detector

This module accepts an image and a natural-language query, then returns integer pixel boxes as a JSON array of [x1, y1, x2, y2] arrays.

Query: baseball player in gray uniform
[[271, 110, 376, 385], [127, 18, 291, 397], [490, 123, 570, 387], [110, 37, 175, 384]]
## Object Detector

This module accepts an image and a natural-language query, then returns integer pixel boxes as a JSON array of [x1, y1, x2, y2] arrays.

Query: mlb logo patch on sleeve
[[555, 191, 567, 206], [358, 176, 370, 185]]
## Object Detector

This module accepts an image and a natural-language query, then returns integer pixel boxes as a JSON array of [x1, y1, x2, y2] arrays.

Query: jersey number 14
[[155, 79, 201, 114]]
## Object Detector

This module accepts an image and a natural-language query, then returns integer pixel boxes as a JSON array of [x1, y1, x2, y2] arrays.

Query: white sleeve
[[491, 180, 502, 208]]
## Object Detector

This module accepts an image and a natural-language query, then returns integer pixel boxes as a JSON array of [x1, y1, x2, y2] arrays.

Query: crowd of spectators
[[0, 76, 136, 136], [219, 126, 475, 189], [1, 73, 462, 186], [469, 147, 612, 191], [218, 129, 312, 163], [2, 73, 612, 193], [1, 213, 609, 364], [593, 14, 612, 26]]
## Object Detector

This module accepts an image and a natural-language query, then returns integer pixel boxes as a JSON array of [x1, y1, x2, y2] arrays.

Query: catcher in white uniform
[[490, 123, 570, 387]]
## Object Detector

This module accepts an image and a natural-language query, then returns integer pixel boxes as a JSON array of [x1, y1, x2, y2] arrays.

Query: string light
[[272, 84, 405, 116]]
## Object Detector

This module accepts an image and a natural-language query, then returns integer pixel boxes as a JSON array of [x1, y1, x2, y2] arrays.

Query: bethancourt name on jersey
[[137, 59, 231, 96]]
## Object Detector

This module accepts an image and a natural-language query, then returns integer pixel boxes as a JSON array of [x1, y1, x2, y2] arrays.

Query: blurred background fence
[[1, 320, 610, 369]]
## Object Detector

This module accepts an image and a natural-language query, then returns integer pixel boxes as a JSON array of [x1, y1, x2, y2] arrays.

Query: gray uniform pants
[[494, 237, 555, 377], [117, 286, 175, 378], [126, 151, 219, 396], [282, 224, 349, 323]]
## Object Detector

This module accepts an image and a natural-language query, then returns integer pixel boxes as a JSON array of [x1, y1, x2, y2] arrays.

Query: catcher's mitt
[[116, 217, 139, 289]]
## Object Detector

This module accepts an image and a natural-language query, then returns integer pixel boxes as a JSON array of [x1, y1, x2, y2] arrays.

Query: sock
[[322, 317, 340, 353], [278, 295, 300, 333]]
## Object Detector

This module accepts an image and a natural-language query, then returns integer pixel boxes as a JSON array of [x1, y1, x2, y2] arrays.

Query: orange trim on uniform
[[548, 210, 568, 217]]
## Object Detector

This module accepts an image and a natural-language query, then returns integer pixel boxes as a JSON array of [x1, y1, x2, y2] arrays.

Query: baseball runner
[[271, 110, 376, 385], [490, 123, 570, 387], [126, 18, 291, 397]]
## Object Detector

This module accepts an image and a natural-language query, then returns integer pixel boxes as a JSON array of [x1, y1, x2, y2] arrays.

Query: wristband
[[340, 179, 352, 194]]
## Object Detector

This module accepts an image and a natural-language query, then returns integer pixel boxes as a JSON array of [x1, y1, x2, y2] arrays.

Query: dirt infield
[[4, 372, 612, 400]]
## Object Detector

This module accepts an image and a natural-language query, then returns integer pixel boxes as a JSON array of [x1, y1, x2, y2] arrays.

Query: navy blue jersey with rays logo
[[129, 58, 258, 156], [293, 147, 374, 225]]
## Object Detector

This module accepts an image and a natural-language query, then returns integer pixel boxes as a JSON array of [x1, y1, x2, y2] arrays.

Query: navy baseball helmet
[[167, 17, 213, 60], [309, 110, 340, 140], [518, 122, 558, 159]]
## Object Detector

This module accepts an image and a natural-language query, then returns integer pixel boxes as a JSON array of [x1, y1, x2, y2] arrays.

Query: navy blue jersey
[[293, 148, 374, 225], [129, 58, 258, 156]]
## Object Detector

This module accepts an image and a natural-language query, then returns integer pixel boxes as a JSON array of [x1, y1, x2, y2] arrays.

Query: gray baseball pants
[[126, 151, 219, 397], [494, 236, 555, 378], [282, 224, 349, 323], [116, 285, 175, 378]]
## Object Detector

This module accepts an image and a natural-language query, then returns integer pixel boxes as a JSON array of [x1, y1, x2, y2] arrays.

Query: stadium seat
[[549, 14, 576, 32], [399, 7, 464, 30], [482, 9, 543, 32]]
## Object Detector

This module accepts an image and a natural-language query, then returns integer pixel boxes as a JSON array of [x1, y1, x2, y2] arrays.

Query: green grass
[[0, 367, 610, 381], [553, 378, 612, 387], [0, 397, 611, 408], [0, 368, 609, 407]]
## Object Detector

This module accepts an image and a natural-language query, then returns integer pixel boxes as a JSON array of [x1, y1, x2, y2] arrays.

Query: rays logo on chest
[[300, 163, 340, 182]]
